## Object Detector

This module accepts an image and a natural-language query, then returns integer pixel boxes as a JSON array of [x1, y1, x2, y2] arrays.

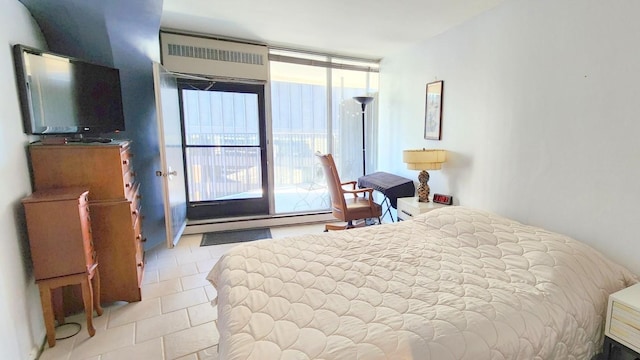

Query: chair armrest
[[340, 181, 357, 189], [344, 187, 374, 199]]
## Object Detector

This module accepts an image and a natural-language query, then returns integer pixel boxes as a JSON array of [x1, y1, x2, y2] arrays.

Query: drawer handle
[[137, 262, 143, 267], [125, 183, 131, 188], [132, 209, 138, 216], [401, 210, 413, 217], [122, 159, 129, 166]]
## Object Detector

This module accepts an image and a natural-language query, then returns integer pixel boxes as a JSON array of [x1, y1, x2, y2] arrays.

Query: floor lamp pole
[[353, 96, 374, 176]]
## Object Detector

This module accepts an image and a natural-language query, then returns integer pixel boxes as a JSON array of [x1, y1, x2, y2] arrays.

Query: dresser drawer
[[606, 283, 640, 354], [397, 197, 446, 221], [609, 301, 640, 351]]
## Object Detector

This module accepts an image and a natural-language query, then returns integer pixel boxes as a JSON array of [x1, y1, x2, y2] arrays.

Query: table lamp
[[402, 149, 446, 202]]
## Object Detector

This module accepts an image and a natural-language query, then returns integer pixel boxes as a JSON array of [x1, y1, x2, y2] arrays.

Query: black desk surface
[[357, 172, 415, 209]]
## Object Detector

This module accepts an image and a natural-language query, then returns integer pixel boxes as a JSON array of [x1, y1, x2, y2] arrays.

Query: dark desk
[[357, 172, 415, 222]]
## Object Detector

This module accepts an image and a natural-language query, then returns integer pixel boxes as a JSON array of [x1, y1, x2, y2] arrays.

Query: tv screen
[[13, 44, 126, 136]]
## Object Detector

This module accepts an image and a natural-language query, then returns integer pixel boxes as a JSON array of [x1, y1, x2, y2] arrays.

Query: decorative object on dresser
[[424, 80, 444, 140], [22, 188, 103, 347], [28, 140, 144, 304], [603, 283, 640, 359], [353, 95, 375, 176], [402, 149, 447, 202]]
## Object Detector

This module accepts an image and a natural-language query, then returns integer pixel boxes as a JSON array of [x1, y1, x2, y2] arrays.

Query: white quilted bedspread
[[207, 207, 637, 360]]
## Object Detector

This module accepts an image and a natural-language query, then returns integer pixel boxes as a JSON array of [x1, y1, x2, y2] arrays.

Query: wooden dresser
[[29, 140, 144, 303]]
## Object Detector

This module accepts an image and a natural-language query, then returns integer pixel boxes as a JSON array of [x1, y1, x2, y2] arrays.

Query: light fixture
[[353, 96, 374, 176], [402, 149, 447, 202]]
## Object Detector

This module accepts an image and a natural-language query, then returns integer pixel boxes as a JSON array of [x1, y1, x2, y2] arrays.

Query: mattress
[[207, 207, 637, 359]]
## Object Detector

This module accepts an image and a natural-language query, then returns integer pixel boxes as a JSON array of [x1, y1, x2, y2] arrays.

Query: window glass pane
[[270, 53, 379, 214], [271, 61, 329, 213], [331, 68, 378, 182], [182, 89, 259, 146]]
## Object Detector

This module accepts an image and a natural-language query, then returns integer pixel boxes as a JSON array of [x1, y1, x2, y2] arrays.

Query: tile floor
[[39, 223, 326, 360]]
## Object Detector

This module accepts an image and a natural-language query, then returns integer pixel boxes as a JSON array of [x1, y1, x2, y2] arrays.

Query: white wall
[[378, 0, 640, 275], [0, 0, 47, 358]]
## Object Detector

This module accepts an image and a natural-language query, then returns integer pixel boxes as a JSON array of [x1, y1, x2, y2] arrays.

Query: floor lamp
[[353, 96, 374, 176]]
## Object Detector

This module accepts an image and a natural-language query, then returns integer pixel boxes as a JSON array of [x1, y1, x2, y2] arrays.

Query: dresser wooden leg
[[52, 287, 65, 326], [38, 284, 56, 347]]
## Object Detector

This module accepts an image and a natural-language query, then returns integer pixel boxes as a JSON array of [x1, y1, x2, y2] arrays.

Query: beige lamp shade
[[402, 149, 447, 170]]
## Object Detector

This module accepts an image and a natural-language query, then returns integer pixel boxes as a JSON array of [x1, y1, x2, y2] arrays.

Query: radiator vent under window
[[166, 44, 264, 66], [160, 31, 269, 81]]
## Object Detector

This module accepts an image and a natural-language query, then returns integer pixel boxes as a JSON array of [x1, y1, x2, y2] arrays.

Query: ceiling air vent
[[160, 32, 269, 81]]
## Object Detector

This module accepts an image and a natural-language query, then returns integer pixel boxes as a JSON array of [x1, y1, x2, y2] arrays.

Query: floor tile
[[181, 272, 210, 291], [101, 337, 163, 360], [142, 268, 159, 285], [39, 335, 75, 360], [176, 250, 212, 266], [145, 255, 178, 271], [204, 285, 217, 302], [141, 278, 182, 300], [175, 354, 198, 360], [177, 234, 203, 247], [159, 262, 198, 282], [198, 345, 220, 360], [161, 287, 208, 313], [195, 258, 219, 274], [187, 302, 217, 326], [62, 306, 110, 335], [108, 297, 161, 328], [163, 322, 218, 360], [68, 323, 135, 360], [136, 309, 190, 343]]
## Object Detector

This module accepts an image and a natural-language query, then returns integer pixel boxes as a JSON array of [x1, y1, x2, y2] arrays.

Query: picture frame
[[424, 80, 444, 140]]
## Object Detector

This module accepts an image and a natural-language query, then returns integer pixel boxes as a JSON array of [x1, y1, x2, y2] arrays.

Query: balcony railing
[[185, 132, 331, 213]]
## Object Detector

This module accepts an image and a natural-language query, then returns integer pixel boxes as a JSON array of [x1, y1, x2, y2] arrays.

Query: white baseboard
[[183, 213, 335, 234]]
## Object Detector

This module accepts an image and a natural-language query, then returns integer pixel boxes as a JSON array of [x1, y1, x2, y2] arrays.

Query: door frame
[[152, 62, 188, 248]]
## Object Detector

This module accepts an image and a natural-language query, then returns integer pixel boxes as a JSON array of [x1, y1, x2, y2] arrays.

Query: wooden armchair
[[315, 153, 382, 231]]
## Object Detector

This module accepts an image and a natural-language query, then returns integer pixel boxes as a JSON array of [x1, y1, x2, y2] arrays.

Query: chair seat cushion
[[343, 197, 382, 219]]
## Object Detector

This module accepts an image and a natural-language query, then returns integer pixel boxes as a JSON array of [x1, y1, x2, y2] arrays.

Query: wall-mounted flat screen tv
[[13, 44, 126, 136]]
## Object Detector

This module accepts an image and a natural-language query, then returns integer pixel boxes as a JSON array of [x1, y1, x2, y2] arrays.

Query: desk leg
[[380, 197, 394, 222]]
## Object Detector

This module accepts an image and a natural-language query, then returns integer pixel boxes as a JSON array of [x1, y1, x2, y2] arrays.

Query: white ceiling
[[161, 0, 506, 60]]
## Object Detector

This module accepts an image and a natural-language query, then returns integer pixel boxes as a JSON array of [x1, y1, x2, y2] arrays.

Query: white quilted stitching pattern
[[207, 207, 637, 360]]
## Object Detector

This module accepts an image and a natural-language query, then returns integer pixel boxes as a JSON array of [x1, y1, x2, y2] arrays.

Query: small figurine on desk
[[417, 171, 430, 202]]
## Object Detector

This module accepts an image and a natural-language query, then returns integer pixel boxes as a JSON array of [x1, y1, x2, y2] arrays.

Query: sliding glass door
[[179, 80, 268, 219]]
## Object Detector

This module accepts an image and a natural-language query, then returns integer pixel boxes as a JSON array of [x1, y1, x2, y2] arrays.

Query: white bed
[[207, 207, 637, 359]]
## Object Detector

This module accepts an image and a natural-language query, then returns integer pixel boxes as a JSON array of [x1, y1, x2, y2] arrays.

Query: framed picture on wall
[[424, 80, 444, 140]]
